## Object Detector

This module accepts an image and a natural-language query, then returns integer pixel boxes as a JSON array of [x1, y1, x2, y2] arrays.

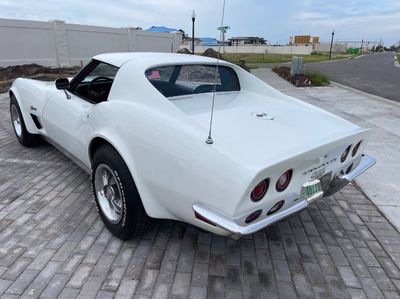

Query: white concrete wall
[[314, 43, 348, 53], [131, 30, 176, 53], [181, 45, 314, 55], [0, 18, 182, 67], [0, 18, 58, 66], [66, 23, 130, 66]]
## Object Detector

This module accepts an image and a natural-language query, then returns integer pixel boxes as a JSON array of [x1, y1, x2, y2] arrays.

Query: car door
[[42, 60, 119, 166]]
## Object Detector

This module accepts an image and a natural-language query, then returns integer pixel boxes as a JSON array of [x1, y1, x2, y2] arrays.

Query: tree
[[375, 44, 383, 52]]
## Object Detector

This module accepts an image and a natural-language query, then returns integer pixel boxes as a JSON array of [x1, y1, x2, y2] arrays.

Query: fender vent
[[30, 114, 42, 129]]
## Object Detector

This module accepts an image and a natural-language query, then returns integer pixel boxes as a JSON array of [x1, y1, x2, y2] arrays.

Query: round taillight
[[267, 200, 285, 215], [341, 145, 352, 163], [352, 141, 362, 157], [245, 210, 262, 223], [276, 170, 292, 192], [251, 179, 269, 202], [345, 163, 353, 174]]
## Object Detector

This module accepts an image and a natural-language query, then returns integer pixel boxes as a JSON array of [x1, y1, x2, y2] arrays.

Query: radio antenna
[[206, 0, 226, 145]]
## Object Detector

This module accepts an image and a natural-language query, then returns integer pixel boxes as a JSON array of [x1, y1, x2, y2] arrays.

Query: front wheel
[[10, 95, 41, 147], [91, 144, 150, 240]]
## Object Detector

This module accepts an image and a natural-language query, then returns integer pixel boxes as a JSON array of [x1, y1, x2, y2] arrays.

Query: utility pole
[[360, 39, 364, 54], [191, 10, 196, 54], [329, 30, 335, 59], [222, 31, 225, 53]]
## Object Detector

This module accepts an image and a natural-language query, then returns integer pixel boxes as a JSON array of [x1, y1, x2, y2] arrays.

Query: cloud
[[293, 1, 400, 44], [0, 0, 398, 45]]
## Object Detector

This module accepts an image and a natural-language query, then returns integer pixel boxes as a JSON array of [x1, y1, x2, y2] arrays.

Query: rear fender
[[88, 130, 173, 220]]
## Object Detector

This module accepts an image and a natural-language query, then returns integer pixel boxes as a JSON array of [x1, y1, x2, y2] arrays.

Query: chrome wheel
[[94, 164, 123, 224], [10, 104, 22, 138]]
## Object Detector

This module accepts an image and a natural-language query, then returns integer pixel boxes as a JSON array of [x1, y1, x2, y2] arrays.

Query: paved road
[[1, 92, 400, 298], [305, 52, 400, 102]]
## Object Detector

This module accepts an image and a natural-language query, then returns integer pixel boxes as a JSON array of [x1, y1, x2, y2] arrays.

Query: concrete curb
[[352, 54, 366, 59], [250, 55, 362, 69], [352, 182, 400, 235], [305, 54, 365, 66], [330, 81, 400, 107]]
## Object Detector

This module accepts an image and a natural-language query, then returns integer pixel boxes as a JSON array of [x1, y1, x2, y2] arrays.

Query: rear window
[[145, 64, 240, 98]]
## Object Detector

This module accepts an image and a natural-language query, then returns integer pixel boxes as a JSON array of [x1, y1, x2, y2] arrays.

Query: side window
[[146, 64, 240, 98], [72, 61, 119, 103]]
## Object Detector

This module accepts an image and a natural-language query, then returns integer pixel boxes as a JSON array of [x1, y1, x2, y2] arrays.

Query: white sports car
[[9, 53, 375, 239]]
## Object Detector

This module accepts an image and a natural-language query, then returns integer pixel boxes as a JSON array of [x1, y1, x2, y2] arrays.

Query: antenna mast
[[206, 0, 226, 145]]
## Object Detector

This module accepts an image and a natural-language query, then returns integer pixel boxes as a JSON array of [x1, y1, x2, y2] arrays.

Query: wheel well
[[89, 137, 149, 215], [89, 137, 113, 162], [9, 90, 14, 98]]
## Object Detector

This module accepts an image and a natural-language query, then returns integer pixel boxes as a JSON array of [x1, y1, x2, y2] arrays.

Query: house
[[229, 37, 266, 46], [182, 37, 219, 46], [145, 26, 180, 33], [289, 35, 320, 45], [183, 37, 202, 46], [199, 37, 219, 46]]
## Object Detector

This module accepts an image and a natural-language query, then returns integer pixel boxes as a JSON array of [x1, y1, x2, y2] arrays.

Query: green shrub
[[305, 70, 329, 86]]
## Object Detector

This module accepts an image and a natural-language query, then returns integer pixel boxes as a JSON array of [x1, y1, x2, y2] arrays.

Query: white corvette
[[9, 53, 375, 239]]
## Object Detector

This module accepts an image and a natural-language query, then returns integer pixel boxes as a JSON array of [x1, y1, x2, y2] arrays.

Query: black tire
[[91, 144, 150, 240], [10, 95, 41, 147]]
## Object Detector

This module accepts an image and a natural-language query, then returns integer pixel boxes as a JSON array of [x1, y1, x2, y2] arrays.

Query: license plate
[[301, 179, 323, 202]]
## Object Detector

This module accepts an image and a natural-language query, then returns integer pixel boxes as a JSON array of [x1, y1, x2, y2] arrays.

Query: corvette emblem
[[251, 112, 274, 120]]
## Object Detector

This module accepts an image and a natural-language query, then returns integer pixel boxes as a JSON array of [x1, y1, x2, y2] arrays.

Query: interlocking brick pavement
[[0, 93, 400, 298]]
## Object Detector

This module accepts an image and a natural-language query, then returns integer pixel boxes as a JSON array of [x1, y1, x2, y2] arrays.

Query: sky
[[0, 0, 399, 46]]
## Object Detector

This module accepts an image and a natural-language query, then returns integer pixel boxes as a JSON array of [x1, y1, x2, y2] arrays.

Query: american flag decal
[[147, 70, 160, 80]]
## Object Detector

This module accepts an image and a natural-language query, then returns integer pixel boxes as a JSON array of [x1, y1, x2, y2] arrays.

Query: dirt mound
[[177, 48, 191, 54], [0, 64, 81, 93], [201, 48, 219, 59], [272, 66, 311, 87], [0, 64, 80, 81]]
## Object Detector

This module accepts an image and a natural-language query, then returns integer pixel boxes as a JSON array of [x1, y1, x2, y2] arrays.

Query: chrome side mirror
[[55, 78, 71, 99], [55, 78, 70, 90]]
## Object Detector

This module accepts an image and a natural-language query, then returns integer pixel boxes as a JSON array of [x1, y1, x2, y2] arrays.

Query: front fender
[[10, 78, 51, 134], [10, 84, 38, 134]]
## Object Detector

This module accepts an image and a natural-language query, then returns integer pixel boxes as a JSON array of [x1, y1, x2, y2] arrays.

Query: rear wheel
[[91, 144, 150, 240], [10, 95, 40, 147]]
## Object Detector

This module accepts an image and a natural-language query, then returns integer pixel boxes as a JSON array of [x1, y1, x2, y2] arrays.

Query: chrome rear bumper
[[323, 154, 376, 197], [192, 154, 375, 238]]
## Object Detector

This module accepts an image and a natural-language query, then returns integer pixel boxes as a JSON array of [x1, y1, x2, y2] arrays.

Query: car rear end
[[135, 57, 375, 237], [193, 129, 375, 238]]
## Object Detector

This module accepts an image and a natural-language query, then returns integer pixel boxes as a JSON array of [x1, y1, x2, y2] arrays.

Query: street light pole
[[329, 30, 335, 59], [191, 10, 196, 55]]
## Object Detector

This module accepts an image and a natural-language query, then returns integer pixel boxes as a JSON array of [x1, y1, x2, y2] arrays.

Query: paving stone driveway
[[0, 93, 400, 299]]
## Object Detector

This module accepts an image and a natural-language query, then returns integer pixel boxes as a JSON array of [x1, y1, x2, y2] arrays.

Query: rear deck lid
[[171, 91, 361, 167]]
